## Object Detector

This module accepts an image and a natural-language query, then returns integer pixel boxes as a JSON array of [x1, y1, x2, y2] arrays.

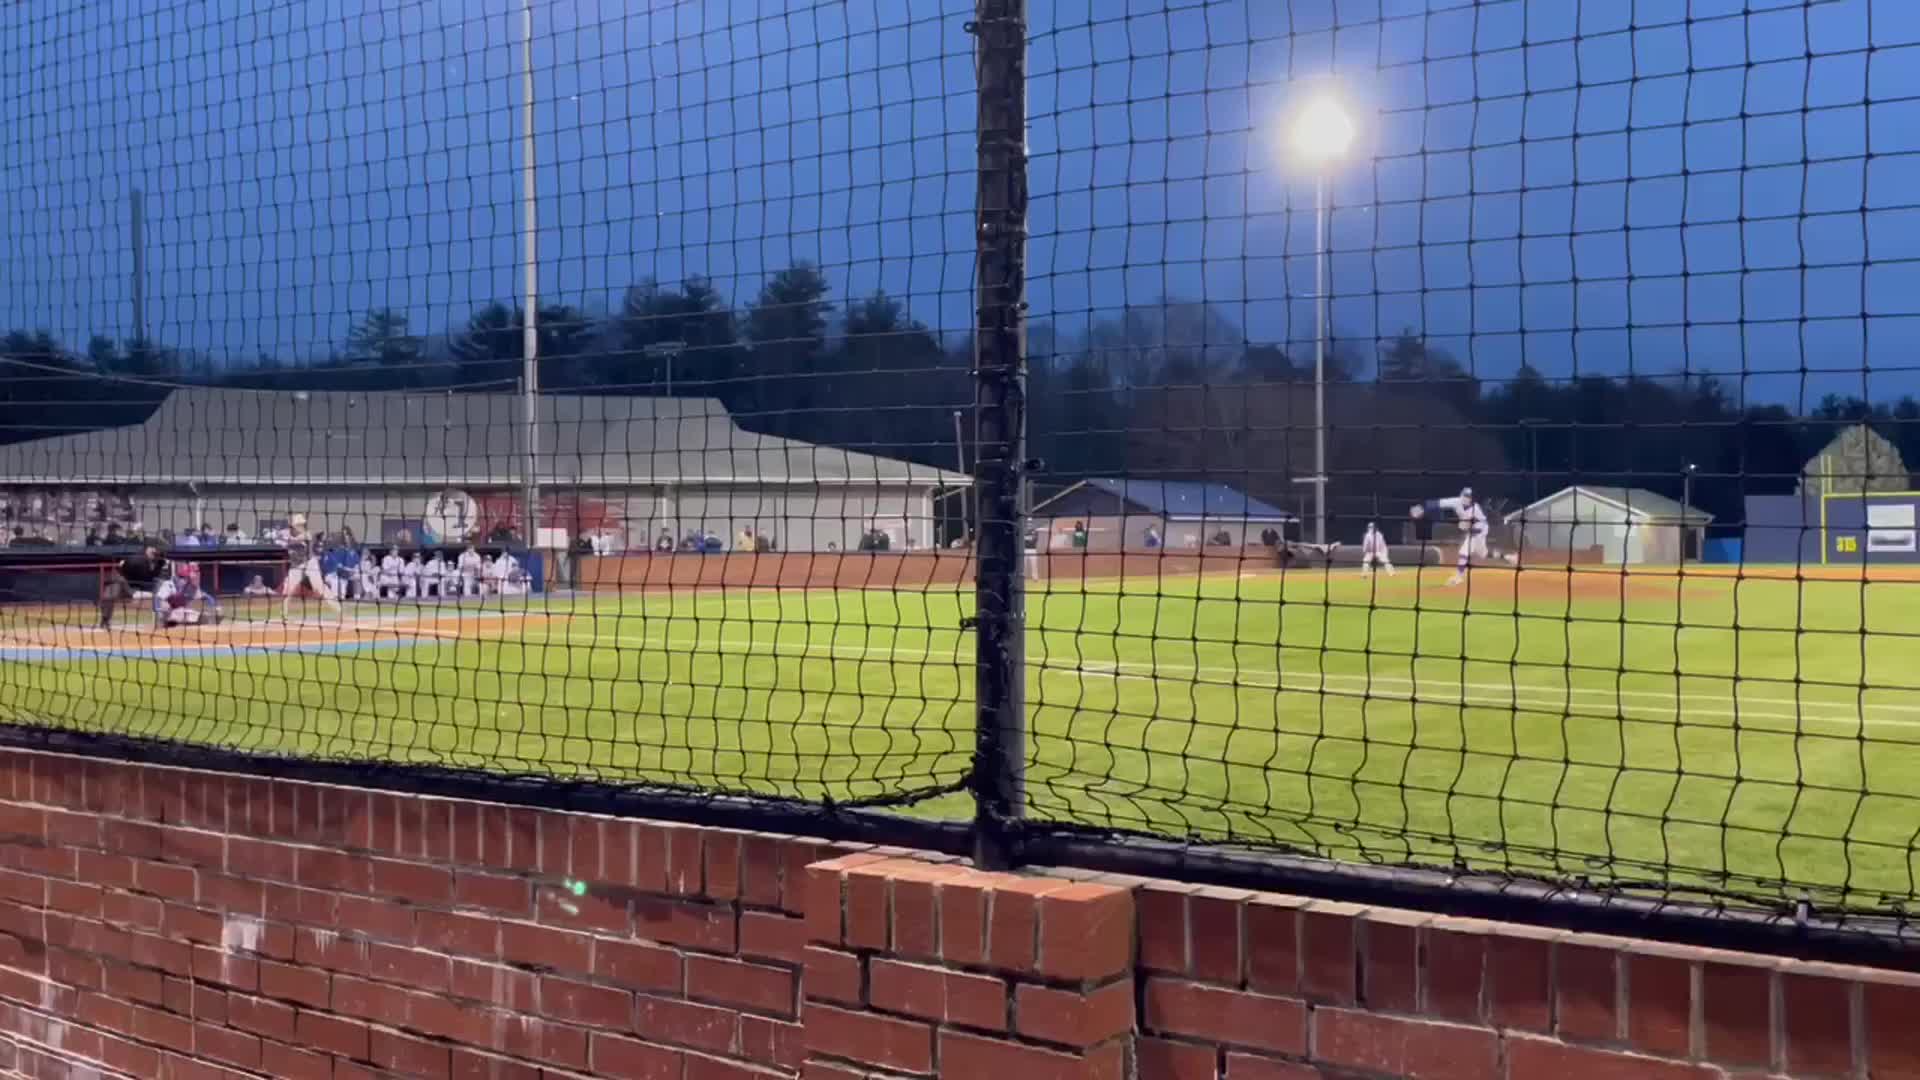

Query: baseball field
[[1, 561, 1915, 913]]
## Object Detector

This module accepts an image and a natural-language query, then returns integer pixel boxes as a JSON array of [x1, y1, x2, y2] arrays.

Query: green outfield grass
[[3, 566, 1918, 912]]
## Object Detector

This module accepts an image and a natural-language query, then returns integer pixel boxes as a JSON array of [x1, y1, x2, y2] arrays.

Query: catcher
[[153, 564, 221, 630]]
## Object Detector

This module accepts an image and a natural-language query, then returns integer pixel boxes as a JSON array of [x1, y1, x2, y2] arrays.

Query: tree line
[[3, 261, 1918, 538]]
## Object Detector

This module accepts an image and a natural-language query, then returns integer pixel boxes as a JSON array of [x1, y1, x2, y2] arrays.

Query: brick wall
[[0, 749, 1914, 1079]]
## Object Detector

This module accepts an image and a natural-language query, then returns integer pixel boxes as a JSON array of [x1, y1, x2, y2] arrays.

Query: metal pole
[[1313, 173, 1328, 547], [971, 0, 1028, 871], [130, 189, 147, 345], [1530, 426, 1540, 503], [953, 409, 967, 475], [519, 0, 541, 551], [1683, 464, 1695, 563]]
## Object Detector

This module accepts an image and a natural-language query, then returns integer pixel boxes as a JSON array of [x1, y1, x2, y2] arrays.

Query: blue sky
[[4, 0, 1920, 407]]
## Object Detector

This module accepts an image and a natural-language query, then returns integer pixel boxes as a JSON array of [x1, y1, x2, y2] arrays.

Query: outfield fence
[[5, 0, 1920, 965]]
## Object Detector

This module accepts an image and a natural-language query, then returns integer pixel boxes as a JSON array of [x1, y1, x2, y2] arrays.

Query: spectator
[[243, 574, 274, 598], [176, 529, 202, 548], [754, 532, 773, 553], [106, 523, 126, 546], [737, 526, 755, 551], [488, 522, 518, 545], [84, 526, 102, 547], [1260, 526, 1281, 548], [702, 531, 724, 553], [654, 530, 675, 553], [223, 523, 245, 545], [197, 523, 217, 545], [1209, 529, 1233, 547], [1071, 521, 1089, 549], [1143, 524, 1162, 549], [679, 531, 698, 552]]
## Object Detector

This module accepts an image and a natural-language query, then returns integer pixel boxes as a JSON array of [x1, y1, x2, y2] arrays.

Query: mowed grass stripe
[[1, 567, 1916, 908]]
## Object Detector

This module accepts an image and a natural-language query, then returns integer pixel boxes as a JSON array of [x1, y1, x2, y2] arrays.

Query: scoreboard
[[1822, 492, 1920, 564]]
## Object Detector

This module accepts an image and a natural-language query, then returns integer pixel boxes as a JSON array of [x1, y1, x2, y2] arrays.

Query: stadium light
[[1291, 97, 1356, 164], [1290, 93, 1356, 547]]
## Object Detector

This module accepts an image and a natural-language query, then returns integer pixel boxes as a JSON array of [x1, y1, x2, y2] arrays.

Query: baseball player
[[280, 514, 343, 620], [400, 552, 424, 599], [153, 564, 221, 630], [1411, 487, 1489, 586], [422, 551, 449, 598], [1360, 522, 1395, 577], [99, 544, 167, 630], [377, 548, 405, 599], [455, 545, 485, 597]]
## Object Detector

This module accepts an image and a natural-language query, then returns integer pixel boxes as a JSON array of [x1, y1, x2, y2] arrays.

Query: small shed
[[1028, 478, 1296, 551], [1503, 486, 1713, 564]]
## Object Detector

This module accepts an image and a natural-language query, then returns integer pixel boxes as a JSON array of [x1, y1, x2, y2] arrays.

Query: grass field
[[2, 563, 1917, 913]]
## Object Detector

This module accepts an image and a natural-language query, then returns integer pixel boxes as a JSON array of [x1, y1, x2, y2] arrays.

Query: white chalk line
[[548, 630, 1918, 733]]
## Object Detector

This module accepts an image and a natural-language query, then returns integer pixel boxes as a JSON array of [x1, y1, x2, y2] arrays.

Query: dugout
[[0, 389, 965, 556]]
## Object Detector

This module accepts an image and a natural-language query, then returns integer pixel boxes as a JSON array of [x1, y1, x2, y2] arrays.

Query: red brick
[[632, 896, 737, 953], [294, 847, 371, 892], [373, 1028, 453, 1078], [332, 973, 410, 1022], [570, 819, 605, 880], [539, 975, 634, 1027], [891, 874, 939, 961], [1300, 906, 1357, 1005], [845, 866, 890, 951], [448, 958, 538, 1011], [1038, 883, 1133, 982], [938, 1029, 1125, 1080], [806, 865, 845, 946], [1245, 899, 1300, 994], [1312, 1007, 1496, 1080], [1017, 979, 1132, 1047], [195, 1021, 262, 1069], [1188, 890, 1247, 984], [592, 1031, 684, 1080], [135, 859, 197, 901], [1505, 1034, 1721, 1080], [258, 959, 329, 1008], [227, 837, 296, 883], [705, 832, 743, 901], [1138, 886, 1190, 975], [741, 911, 809, 966], [494, 1014, 590, 1069], [940, 878, 988, 967], [1782, 973, 1854, 1076], [596, 938, 683, 992], [1362, 917, 1419, 1012], [295, 926, 367, 975], [686, 1054, 788, 1080], [688, 954, 797, 1017], [740, 836, 786, 908], [99, 1032, 164, 1079], [1867, 981, 1920, 1077], [804, 1002, 933, 1073], [99, 883, 157, 930], [417, 910, 501, 957], [450, 1047, 540, 1080], [1627, 953, 1695, 1059], [1699, 962, 1771, 1069], [741, 1014, 804, 1070], [500, 922, 592, 972], [369, 857, 454, 905], [1486, 933, 1552, 1031], [225, 993, 295, 1041], [635, 994, 742, 1054], [805, 947, 864, 1006], [800, 1065, 870, 1080], [1144, 977, 1306, 1054], [1422, 926, 1485, 1023], [1225, 1055, 1324, 1079], [261, 1042, 332, 1080], [1556, 943, 1619, 1042], [368, 942, 452, 992], [1138, 1035, 1216, 1080], [870, 958, 1006, 1031], [985, 876, 1064, 973], [453, 871, 532, 916]]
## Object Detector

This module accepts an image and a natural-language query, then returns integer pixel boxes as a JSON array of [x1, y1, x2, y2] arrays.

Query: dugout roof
[[0, 389, 967, 489], [1503, 485, 1713, 525]]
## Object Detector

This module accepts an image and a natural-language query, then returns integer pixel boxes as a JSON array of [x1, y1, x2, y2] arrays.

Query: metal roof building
[[1503, 485, 1714, 564], [1028, 477, 1296, 551], [0, 389, 966, 552]]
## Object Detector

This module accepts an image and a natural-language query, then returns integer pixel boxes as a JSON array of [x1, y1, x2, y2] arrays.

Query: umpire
[[100, 544, 167, 630]]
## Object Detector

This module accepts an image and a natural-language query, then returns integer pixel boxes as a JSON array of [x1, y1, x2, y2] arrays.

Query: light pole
[[518, 0, 541, 551], [1683, 462, 1698, 562], [1292, 96, 1354, 546]]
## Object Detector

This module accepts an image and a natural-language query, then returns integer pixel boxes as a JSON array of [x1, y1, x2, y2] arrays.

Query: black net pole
[[970, 0, 1029, 872]]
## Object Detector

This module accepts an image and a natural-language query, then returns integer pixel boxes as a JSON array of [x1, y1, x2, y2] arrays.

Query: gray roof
[[0, 389, 967, 488], [1504, 485, 1713, 525]]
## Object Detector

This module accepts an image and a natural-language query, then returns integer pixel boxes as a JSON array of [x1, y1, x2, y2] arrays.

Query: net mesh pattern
[[3, 0, 1919, 921]]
